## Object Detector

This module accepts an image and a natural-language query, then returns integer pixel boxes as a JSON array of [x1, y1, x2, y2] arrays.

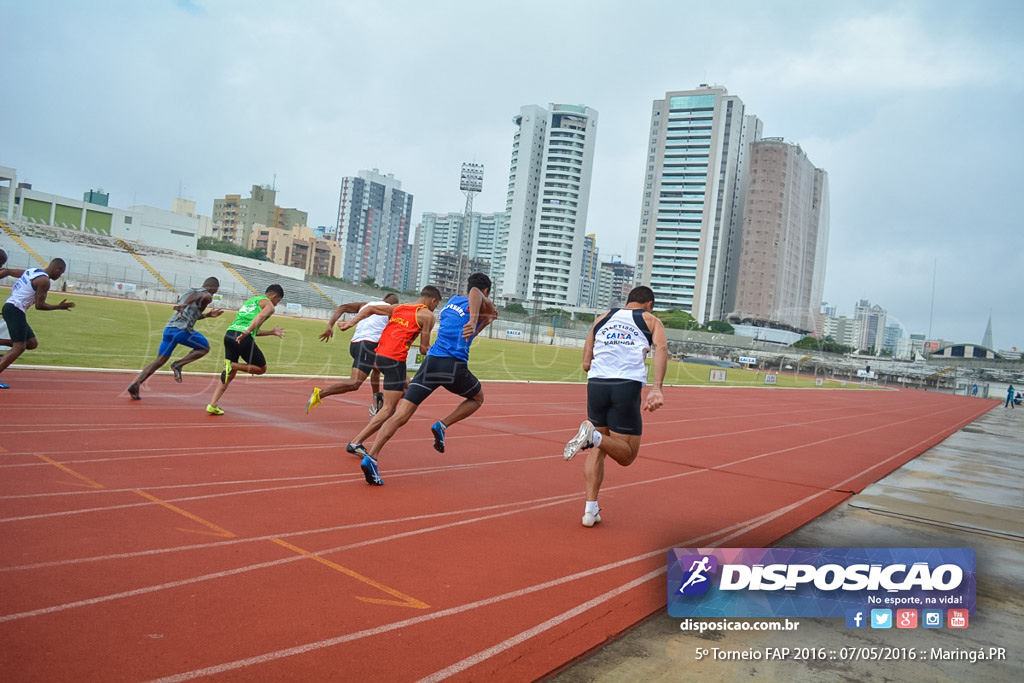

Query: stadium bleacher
[[0, 220, 383, 318]]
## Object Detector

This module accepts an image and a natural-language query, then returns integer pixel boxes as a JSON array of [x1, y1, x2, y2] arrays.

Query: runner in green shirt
[[206, 284, 285, 415]]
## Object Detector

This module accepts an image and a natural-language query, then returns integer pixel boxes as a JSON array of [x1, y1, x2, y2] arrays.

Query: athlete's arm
[[33, 276, 75, 311], [643, 312, 667, 412], [462, 287, 497, 339], [0, 267, 25, 280], [174, 290, 204, 312], [237, 298, 279, 340], [582, 310, 612, 372], [196, 292, 224, 319], [582, 325, 597, 373], [338, 303, 394, 331], [321, 301, 366, 341], [417, 307, 435, 355]]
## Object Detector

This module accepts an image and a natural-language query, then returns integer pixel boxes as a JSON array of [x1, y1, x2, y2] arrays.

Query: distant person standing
[[0, 258, 75, 388], [127, 277, 224, 399], [305, 292, 399, 416], [1007, 384, 1016, 409], [562, 286, 668, 527], [206, 285, 285, 415]]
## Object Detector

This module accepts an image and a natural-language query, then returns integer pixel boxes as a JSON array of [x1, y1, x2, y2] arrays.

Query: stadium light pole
[[457, 163, 483, 296]]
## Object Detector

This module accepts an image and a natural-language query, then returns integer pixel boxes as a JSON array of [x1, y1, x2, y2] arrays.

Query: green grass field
[[1, 288, 860, 389]]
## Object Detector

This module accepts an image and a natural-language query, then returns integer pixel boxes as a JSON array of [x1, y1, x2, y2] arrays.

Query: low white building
[[13, 184, 198, 253]]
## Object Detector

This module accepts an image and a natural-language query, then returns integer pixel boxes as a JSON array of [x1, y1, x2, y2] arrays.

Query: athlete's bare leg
[[320, 367, 369, 399], [368, 398, 420, 458], [350, 389, 403, 446], [436, 389, 484, 429], [583, 428, 641, 502]]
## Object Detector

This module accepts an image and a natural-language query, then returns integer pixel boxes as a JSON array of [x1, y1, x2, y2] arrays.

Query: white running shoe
[[563, 420, 595, 461], [582, 511, 602, 528]]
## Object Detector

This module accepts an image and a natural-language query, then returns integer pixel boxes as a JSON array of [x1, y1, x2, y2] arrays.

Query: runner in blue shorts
[[127, 277, 224, 399]]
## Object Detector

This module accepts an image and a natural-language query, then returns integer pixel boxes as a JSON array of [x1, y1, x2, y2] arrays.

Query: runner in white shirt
[[562, 286, 668, 527], [0, 257, 76, 388], [305, 292, 400, 415]]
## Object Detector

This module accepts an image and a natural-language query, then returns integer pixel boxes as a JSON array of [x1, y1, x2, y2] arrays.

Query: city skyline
[[2, 1, 1021, 348]]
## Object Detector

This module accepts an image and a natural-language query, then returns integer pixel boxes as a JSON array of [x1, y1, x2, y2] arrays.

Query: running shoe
[[360, 454, 383, 486], [348, 443, 369, 457], [431, 421, 446, 453], [127, 383, 141, 400], [170, 362, 183, 383], [0, 382, 9, 389], [221, 359, 231, 384], [206, 404, 224, 415], [306, 387, 322, 414], [369, 391, 384, 416], [582, 511, 602, 528], [563, 420, 596, 461]]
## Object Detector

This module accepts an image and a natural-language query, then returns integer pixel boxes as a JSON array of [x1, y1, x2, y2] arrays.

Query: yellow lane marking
[[34, 453, 105, 489], [133, 489, 237, 538], [270, 537, 430, 609]]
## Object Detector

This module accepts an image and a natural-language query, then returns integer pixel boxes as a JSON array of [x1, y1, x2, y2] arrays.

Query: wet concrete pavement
[[551, 402, 1022, 682]]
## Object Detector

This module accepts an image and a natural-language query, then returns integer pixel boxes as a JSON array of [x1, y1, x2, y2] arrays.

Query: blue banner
[[668, 548, 975, 620]]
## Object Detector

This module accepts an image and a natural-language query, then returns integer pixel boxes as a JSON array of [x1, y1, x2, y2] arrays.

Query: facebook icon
[[845, 609, 866, 629]]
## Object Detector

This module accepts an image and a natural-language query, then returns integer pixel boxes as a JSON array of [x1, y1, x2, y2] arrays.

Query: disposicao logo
[[676, 555, 718, 595], [667, 548, 975, 620]]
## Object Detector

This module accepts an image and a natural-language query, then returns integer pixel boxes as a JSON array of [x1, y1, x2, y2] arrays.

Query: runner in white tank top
[[305, 293, 400, 415], [587, 308, 653, 385], [562, 286, 668, 528], [0, 258, 75, 388]]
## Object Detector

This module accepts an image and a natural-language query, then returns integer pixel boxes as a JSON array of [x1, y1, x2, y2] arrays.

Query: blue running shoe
[[360, 454, 383, 486], [431, 421, 446, 453], [0, 382, 9, 389]]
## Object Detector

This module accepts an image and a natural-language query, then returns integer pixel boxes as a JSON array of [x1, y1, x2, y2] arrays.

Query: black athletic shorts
[[404, 355, 482, 406], [224, 330, 267, 368], [374, 354, 408, 392], [349, 339, 379, 375], [587, 378, 644, 436], [1, 303, 34, 343]]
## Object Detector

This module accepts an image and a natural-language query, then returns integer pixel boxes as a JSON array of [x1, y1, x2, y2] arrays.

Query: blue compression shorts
[[157, 327, 210, 356]]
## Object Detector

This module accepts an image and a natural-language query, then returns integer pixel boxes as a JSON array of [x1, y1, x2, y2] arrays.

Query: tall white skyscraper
[[336, 169, 413, 290], [413, 211, 507, 290], [496, 103, 598, 309], [634, 86, 761, 322]]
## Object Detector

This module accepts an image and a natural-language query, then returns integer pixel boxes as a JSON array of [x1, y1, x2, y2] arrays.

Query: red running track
[[0, 369, 995, 682]]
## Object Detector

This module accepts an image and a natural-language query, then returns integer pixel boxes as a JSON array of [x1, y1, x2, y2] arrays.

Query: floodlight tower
[[457, 162, 484, 293]]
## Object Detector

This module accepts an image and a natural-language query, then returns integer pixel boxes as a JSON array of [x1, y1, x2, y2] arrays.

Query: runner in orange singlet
[[338, 286, 441, 484]]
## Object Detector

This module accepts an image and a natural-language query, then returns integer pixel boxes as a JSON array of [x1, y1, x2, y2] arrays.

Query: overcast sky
[[3, 0, 1022, 349]]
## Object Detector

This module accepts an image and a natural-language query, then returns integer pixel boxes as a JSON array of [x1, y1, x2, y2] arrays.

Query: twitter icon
[[871, 609, 892, 629]]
